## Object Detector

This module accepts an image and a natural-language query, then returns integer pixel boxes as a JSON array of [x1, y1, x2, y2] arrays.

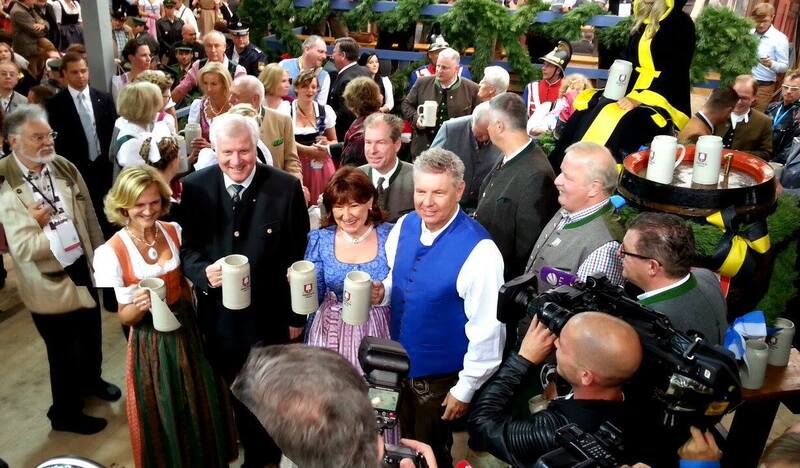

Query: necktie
[[76, 93, 101, 161], [376, 177, 388, 210], [231, 184, 244, 203]]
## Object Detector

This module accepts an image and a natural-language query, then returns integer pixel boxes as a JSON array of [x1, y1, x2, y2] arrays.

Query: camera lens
[[538, 302, 575, 335]]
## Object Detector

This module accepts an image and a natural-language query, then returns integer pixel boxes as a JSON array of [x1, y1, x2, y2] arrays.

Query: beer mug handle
[[417, 105, 424, 116], [674, 144, 686, 168]]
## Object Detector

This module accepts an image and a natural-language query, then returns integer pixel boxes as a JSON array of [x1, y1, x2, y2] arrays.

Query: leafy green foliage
[[295, 0, 331, 29], [538, 131, 556, 155], [343, 0, 377, 32], [690, 7, 758, 86], [240, 0, 301, 56], [758, 240, 797, 324], [541, 3, 604, 41], [595, 16, 633, 48], [377, 0, 434, 33]]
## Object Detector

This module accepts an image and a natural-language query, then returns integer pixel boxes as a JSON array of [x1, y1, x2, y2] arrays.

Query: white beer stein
[[646, 135, 686, 185]]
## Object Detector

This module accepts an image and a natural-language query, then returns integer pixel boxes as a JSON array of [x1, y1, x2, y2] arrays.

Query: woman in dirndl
[[93, 165, 237, 468]]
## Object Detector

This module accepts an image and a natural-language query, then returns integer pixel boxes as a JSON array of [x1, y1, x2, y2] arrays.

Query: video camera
[[358, 337, 428, 468], [498, 273, 742, 429], [535, 422, 625, 468]]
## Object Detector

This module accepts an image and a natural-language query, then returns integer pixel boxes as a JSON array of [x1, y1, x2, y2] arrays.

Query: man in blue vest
[[372, 147, 506, 466]]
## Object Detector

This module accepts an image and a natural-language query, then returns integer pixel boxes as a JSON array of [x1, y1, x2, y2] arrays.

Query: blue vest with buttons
[[390, 211, 490, 378]]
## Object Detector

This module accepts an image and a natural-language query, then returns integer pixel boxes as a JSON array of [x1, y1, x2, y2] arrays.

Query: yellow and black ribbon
[[705, 206, 770, 278]]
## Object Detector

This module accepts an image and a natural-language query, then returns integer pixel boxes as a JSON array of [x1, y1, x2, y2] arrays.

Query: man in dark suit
[[359, 113, 414, 222], [474, 93, 558, 280], [431, 102, 501, 212], [715, 75, 773, 160], [46, 53, 117, 238], [328, 37, 369, 140], [179, 113, 310, 468]]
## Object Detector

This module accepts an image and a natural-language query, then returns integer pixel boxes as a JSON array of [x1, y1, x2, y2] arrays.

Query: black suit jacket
[[474, 140, 558, 279], [47, 87, 117, 171], [328, 63, 370, 140], [179, 164, 310, 353]]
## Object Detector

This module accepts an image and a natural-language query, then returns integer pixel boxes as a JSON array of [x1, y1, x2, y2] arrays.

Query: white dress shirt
[[68, 85, 95, 123], [751, 25, 789, 82], [730, 110, 750, 130], [370, 158, 399, 189], [223, 165, 257, 198], [382, 209, 506, 402], [502, 138, 533, 166]]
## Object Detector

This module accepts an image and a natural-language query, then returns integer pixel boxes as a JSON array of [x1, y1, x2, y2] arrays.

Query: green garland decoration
[[538, 131, 556, 155], [343, 0, 377, 32], [594, 15, 633, 49], [541, 3, 605, 41], [295, 0, 331, 29], [757, 240, 797, 324], [240, 0, 759, 98], [690, 7, 759, 86], [376, 0, 434, 34]]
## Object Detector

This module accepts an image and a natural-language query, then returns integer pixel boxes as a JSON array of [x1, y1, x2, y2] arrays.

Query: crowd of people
[[0, 0, 799, 467]]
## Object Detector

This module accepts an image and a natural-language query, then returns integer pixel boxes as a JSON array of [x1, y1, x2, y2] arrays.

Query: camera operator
[[468, 312, 642, 467], [620, 212, 727, 345], [231, 345, 438, 468]]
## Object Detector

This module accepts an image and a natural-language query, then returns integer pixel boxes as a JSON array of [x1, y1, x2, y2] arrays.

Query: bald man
[[468, 312, 642, 467]]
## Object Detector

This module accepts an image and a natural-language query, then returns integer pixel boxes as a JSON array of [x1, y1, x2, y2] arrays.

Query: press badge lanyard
[[2, 93, 13, 114], [23, 170, 60, 213], [773, 104, 794, 128]]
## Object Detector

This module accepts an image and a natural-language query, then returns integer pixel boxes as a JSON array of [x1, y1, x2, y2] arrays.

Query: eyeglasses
[[618, 248, 657, 262], [28, 131, 58, 143], [782, 85, 800, 92]]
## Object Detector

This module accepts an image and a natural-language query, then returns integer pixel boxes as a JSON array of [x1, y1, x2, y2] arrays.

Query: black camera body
[[358, 337, 428, 468], [498, 273, 742, 429], [534, 423, 624, 468]]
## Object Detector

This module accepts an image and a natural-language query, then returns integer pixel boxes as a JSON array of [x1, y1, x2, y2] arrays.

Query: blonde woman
[[187, 61, 232, 160], [135, 70, 177, 133], [258, 63, 291, 115], [113, 81, 172, 169], [93, 165, 237, 467]]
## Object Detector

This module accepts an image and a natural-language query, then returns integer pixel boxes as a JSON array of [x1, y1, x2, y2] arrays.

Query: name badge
[[51, 217, 81, 253]]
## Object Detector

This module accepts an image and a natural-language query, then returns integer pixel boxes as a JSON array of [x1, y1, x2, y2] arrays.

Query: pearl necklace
[[127, 226, 159, 260], [340, 224, 373, 244]]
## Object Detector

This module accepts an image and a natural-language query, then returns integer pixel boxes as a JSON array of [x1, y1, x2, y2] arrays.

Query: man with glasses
[[0, 60, 28, 115], [766, 70, 800, 164], [620, 212, 727, 345], [524, 141, 623, 292], [0, 105, 120, 435], [714, 74, 773, 161]]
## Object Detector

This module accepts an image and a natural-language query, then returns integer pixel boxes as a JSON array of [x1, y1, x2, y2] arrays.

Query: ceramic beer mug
[[740, 339, 769, 390], [222, 254, 251, 310], [289, 260, 319, 315], [646, 135, 686, 185], [603, 60, 633, 101], [691, 135, 724, 185], [175, 135, 189, 173], [139, 278, 181, 332], [342, 271, 371, 325], [417, 101, 438, 127], [181, 123, 202, 155], [767, 318, 795, 366]]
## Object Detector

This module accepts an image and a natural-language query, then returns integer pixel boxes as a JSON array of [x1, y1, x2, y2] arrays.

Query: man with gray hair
[[475, 92, 558, 280], [279, 35, 331, 104], [402, 47, 480, 159], [171, 30, 247, 104], [477, 66, 509, 102], [430, 102, 501, 211], [524, 141, 625, 292], [232, 345, 439, 468], [229, 75, 302, 179], [0, 105, 119, 434], [372, 147, 506, 466], [179, 113, 310, 467]]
